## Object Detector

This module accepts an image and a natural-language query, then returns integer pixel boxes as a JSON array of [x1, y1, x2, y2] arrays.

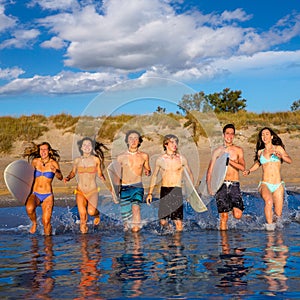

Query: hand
[[146, 194, 152, 205], [243, 170, 250, 176], [144, 169, 151, 176]]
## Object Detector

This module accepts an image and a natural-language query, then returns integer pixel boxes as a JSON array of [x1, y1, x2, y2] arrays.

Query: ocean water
[[1, 191, 300, 299]]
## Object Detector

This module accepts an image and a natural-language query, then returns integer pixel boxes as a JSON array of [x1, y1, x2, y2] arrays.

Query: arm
[[146, 158, 161, 205], [143, 153, 151, 176], [52, 161, 63, 181], [95, 156, 105, 181], [64, 160, 77, 183], [275, 146, 292, 164], [229, 147, 245, 172], [182, 155, 194, 184], [243, 161, 260, 176]]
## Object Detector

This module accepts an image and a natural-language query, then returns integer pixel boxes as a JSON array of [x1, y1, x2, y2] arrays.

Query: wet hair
[[254, 127, 285, 162], [223, 123, 235, 134], [77, 137, 108, 169], [23, 141, 60, 162], [163, 134, 179, 151], [125, 130, 143, 148]]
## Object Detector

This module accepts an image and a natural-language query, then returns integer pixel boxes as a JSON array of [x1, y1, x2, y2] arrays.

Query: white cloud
[[0, 28, 40, 49], [0, 4, 16, 32], [34, 0, 300, 75], [0, 67, 25, 80], [1, 0, 300, 96], [28, 0, 79, 11], [0, 70, 123, 95], [40, 36, 66, 49]]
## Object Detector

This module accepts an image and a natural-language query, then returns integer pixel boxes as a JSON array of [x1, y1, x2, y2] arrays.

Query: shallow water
[[1, 191, 300, 299]]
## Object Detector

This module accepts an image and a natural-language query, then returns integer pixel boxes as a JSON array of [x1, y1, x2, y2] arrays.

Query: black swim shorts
[[159, 186, 183, 220], [215, 181, 244, 213]]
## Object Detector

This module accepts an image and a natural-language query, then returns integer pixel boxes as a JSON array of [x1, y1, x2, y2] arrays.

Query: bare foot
[[80, 224, 88, 234], [29, 222, 37, 234], [132, 226, 140, 233], [93, 214, 100, 226]]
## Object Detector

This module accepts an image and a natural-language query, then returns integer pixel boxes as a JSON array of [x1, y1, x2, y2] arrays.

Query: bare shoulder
[[138, 151, 149, 159], [179, 154, 187, 164], [32, 158, 39, 167], [93, 155, 101, 163], [51, 159, 60, 168], [233, 144, 244, 153]]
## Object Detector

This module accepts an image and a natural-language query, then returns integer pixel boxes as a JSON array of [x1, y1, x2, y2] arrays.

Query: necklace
[[166, 152, 176, 159], [82, 155, 91, 159], [127, 150, 138, 155], [41, 158, 50, 167]]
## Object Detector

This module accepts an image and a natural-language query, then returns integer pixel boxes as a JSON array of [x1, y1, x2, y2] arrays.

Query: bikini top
[[259, 149, 281, 165], [77, 165, 97, 174], [34, 169, 55, 179]]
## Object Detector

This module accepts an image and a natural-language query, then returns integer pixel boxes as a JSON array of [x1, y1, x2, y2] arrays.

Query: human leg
[[87, 192, 100, 226], [272, 184, 285, 220], [219, 212, 228, 230], [76, 192, 88, 234], [259, 183, 274, 224], [26, 194, 39, 234], [41, 195, 54, 236], [131, 203, 141, 232], [230, 183, 244, 220]]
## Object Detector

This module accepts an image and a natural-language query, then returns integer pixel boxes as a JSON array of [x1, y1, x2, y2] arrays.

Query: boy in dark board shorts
[[146, 134, 194, 232], [206, 124, 245, 230]]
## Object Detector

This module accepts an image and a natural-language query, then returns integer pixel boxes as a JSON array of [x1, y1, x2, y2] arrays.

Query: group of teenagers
[[22, 123, 292, 236]]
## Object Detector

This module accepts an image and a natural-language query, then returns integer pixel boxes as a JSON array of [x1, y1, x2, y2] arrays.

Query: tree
[[291, 99, 300, 111], [207, 88, 246, 113], [156, 106, 166, 113], [177, 91, 211, 114]]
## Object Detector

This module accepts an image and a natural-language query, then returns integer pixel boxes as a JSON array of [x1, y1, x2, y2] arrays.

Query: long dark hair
[[77, 137, 108, 169], [254, 127, 285, 162], [23, 142, 60, 162]]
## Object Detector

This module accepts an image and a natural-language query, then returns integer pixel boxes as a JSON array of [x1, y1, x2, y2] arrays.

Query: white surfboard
[[199, 152, 230, 197], [183, 168, 207, 213], [107, 161, 121, 203], [4, 160, 35, 204]]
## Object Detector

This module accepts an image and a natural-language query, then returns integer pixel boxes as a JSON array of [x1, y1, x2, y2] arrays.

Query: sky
[[1, 0, 300, 117]]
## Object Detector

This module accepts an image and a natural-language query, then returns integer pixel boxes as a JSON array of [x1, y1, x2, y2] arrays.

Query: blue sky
[[1, 0, 300, 117]]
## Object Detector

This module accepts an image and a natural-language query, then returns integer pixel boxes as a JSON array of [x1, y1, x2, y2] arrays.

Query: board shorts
[[159, 186, 183, 221], [120, 182, 144, 221], [215, 181, 244, 213]]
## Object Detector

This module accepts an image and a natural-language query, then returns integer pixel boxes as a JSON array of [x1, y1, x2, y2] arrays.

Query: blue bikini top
[[259, 149, 281, 165], [34, 169, 55, 179]]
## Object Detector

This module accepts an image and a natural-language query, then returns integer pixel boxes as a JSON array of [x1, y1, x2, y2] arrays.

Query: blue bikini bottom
[[33, 192, 53, 203], [258, 181, 285, 193]]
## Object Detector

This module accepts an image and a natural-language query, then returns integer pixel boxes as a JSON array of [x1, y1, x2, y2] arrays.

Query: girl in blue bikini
[[243, 127, 292, 231], [23, 142, 63, 235]]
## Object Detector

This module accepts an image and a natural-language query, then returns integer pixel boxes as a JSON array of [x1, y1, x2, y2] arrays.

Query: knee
[[264, 199, 273, 207], [26, 204, 35, 215], [233, 210, 243, 219], [87, 206, 99, 217], [42, 216, 51, 227]]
